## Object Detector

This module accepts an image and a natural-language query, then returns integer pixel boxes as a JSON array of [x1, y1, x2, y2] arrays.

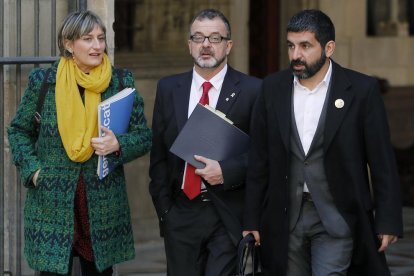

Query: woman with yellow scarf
[[7, 10, 151, 275]]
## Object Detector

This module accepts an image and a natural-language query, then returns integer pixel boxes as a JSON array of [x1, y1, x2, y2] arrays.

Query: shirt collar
[[193, 64, 228, 91]]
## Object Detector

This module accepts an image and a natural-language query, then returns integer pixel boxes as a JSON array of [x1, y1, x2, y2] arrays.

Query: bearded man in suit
[[149, 8, 261, 276], [243, 9, 402, 276]]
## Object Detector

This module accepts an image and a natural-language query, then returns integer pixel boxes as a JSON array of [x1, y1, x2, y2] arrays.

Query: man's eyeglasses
[[190, 34, 230, 44]]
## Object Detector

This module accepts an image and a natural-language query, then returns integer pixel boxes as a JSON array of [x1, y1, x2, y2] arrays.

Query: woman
[[7, 10, 151, 275]]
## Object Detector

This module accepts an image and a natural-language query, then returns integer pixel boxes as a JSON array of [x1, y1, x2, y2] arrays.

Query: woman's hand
[[32, 169, 41, 186], [91, 126, 120, 155]]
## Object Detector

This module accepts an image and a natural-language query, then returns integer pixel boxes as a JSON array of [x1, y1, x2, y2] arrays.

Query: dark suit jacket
[[244, 60, 403, 275], [150, 66, 262, 245]]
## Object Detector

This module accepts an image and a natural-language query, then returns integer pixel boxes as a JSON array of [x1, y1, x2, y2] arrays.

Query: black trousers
[[163, 191, 237, 276], [38, 254, 113, 276]]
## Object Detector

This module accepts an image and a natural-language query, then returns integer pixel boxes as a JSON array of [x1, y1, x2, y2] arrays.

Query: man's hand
[[194, 155, 224, 185], [377, 234, 398, 252], [91, 126, 120, 156], [243, 230, 261, 246]]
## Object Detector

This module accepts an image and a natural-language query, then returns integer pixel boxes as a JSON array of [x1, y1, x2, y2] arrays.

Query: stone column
[[390, 0, 409, 36], [229, 0, 249, 74]]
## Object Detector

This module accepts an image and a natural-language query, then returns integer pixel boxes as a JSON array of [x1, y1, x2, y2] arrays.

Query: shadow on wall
[[374, 76, 414, 207]]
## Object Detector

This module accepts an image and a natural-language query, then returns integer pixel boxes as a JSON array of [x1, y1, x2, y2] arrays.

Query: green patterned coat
[[7, 61, 152, 273]]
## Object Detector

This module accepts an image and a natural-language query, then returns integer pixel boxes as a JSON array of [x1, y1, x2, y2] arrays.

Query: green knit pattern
[[7, 63, 152, 274]]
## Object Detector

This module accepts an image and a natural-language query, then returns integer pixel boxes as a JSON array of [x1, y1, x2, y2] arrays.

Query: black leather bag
[[237, 234, 264, 276]]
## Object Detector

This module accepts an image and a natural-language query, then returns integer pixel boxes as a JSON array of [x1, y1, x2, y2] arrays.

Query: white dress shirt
[[293, 61, 332, 192], [187, 64, 227, 117]]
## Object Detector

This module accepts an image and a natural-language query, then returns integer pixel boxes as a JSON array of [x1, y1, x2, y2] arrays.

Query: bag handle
[[237, 234, 261, 276], [33, 68, 51, 125]]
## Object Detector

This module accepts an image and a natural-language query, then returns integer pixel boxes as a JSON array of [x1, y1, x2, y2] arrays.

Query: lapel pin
[[231, 92, 235, 97], [335, 99, 344, 109], [225, 98, 229, 101]]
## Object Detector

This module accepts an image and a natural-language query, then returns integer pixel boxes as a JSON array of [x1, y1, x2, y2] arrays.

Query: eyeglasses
[[190, 34, 230, 44]]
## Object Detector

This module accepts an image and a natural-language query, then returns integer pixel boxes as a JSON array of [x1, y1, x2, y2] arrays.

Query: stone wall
[[319, 0, 414, 86]]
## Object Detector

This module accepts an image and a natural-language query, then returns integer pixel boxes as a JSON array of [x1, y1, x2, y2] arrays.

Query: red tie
[[183, 81, 213, 199]]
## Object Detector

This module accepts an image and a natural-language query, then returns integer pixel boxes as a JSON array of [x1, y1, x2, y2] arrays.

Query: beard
[[194, 48, 226, 69], [290, 50, 327, 79]]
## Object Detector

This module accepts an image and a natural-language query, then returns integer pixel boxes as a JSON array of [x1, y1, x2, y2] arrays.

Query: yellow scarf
[[55, 54, 112, 162]]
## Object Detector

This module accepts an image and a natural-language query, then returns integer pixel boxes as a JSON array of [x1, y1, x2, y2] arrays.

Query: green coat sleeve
[[7, 68, 46, 186]]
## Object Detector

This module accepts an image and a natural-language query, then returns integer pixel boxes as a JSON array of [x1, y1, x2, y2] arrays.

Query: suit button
[[284, 207, 287, 213], [304, 161, 308, 165]]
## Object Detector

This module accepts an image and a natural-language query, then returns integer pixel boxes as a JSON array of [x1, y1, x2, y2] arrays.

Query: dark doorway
[[249, 0, 280, 78], [114, 0, 143, 52]]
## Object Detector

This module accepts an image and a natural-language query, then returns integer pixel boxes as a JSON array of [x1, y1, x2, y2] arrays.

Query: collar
[[192, 64, 228, 91]]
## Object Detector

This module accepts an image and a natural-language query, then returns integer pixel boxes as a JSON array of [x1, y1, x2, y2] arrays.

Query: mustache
[[290, 59, 306, 66], [200, 48, 214, 55]]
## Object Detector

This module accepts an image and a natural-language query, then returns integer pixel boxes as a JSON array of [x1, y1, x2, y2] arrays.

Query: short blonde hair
[[57, 10, 107, 58]]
